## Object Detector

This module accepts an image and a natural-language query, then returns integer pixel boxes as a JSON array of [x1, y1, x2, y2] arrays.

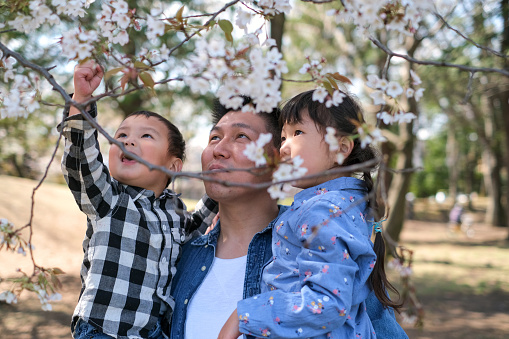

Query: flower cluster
[[0, 268, 64, 311], [248, 0, 292, 16], [327, 0, 434, 38], [0, 55, 40, 119], [7, 0, 91, 34], [388, 257, 413, 278], [268, 156, 308, 200], [0, 218, 31, 255], [367, 70, 424, 125], [184, 36, 288, 113]]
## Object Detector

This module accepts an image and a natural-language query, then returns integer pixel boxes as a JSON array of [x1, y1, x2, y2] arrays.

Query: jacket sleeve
[[237, 198, 376, 338], [59, 102, 114, 219]]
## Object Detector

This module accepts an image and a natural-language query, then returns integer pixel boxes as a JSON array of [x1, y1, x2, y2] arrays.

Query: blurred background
[[1, 0, 509, 338]]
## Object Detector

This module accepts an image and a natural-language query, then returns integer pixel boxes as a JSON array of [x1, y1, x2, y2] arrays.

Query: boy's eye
[[116, 133, 127, 138], [142, 134, 153, 139]]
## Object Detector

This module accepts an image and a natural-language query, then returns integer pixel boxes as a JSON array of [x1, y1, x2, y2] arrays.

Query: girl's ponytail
[[366, 170, 403, 310]]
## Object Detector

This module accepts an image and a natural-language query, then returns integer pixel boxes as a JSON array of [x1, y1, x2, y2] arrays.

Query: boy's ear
[[167, 157, 183, 173]]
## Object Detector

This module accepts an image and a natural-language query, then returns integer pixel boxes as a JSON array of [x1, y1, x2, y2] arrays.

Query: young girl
[[219, 89, 400, 338]]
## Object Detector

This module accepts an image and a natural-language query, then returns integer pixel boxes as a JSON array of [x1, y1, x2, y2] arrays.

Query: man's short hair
[[212, 97, 281, 149]]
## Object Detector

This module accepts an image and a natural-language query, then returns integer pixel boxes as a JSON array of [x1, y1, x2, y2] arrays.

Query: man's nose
[[212, 138, 231, 158]]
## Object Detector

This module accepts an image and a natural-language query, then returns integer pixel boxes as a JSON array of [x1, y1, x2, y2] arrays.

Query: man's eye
[[209, 135, 220, 142], [142, 134, 153, 138], [237, 133, 249, 139]]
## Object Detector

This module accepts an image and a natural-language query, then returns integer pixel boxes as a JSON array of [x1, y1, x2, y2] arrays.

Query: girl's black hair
[[125, 111, 185, 186], [280, 89, 402, 310]]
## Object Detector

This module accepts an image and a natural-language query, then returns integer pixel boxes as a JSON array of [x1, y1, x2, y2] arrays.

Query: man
[[168, 99, 407, 339]]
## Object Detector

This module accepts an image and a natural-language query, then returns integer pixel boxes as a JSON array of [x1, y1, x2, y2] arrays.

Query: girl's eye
[[142, 134, 153, 139], [294, 130, 303, 136], [281, 136, 286, 143]]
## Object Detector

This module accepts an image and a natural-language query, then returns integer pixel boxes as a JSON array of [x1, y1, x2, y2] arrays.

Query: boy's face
[[201, 110, 277, 203], [109, 115, 182, 196]]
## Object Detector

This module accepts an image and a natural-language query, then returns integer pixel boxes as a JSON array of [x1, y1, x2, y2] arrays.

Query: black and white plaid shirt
[[59, 103, 217, 338]]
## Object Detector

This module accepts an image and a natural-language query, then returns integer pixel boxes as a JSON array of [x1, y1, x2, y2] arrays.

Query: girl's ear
[[337, 136, 354, 162], [167, 157, 183, 173]]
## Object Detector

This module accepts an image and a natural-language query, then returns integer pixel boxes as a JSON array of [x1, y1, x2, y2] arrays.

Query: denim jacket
[[169, 203, 407, 339]]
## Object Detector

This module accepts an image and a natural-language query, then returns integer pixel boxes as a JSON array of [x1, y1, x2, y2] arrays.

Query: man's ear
[[167, 157, 183, 173]]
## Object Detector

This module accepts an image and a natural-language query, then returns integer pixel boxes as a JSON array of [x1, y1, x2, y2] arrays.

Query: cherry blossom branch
[[434, 11, 508, 59], [369, 36, 509, 77], [165, 0, 240, 59]]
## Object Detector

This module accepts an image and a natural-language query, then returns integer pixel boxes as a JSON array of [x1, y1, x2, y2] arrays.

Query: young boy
[[59, 61, 217, 339]]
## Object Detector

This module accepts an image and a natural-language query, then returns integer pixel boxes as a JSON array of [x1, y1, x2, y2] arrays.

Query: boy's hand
[[70, 60, 104, 116], [217, 309, 241, 339]]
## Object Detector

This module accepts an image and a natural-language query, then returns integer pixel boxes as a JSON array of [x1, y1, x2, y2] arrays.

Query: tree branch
[[369, 36, 509, 77]]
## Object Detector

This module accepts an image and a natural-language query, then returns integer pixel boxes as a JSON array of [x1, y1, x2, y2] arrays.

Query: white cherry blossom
[[243, 133, 273, 167], [386, 81, 403, 98], [370, 90, 386, 105], [325, 127, 339, 151], [312, 87, 328, 103]]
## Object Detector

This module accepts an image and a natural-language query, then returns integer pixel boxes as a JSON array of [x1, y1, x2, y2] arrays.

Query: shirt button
[[184, 299, 188, 304], [201, 266, 206, 271], [204, 245, 208, 248], [161, 257, 167, 263], [162, 225, 167, 231]]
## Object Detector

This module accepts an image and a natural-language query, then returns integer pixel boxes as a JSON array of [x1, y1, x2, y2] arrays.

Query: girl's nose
[[280, 140, 290, 159]]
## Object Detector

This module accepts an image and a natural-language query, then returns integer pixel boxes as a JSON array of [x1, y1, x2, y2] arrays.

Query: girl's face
[[280, 109, 339, 189]]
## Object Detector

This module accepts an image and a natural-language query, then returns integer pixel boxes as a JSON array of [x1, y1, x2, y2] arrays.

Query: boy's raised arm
[[69, 60, 103, 117], [60, 60, 112, 219]]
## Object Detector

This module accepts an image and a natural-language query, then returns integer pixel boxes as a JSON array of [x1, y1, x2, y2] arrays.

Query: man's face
[[201, 110, 277, 203]]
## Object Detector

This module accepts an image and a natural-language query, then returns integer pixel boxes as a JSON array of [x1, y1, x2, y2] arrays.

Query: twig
[[434, 11, 508, 59], [369, 36, 509, 77]]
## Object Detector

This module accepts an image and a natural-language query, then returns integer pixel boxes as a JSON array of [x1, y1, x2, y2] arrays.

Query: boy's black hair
[[212, 97, 282, 149], [126, 111, 186, 162], [125, 111, 185, 186]]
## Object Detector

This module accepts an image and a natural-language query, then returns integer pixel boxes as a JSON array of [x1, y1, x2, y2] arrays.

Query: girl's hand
[[70, 60, 103, 116], [218, 308, 241, 339]]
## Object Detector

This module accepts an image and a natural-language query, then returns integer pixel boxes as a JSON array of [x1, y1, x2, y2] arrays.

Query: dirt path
[[1, 175, 508, 338]]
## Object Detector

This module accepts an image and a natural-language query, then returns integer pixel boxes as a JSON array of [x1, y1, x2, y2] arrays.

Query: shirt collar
[[190, 204, 289, 247], [122, 185, 179, 201]]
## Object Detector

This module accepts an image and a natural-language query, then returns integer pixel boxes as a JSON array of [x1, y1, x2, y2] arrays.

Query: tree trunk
[[500, 0, 509, 236], [270, 13, 286, 52], [385, 119, 415, 243], [446, 128, 459, 203]]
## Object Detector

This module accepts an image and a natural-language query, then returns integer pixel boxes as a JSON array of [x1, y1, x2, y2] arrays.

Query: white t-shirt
[[185, 255, 247, 339]]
